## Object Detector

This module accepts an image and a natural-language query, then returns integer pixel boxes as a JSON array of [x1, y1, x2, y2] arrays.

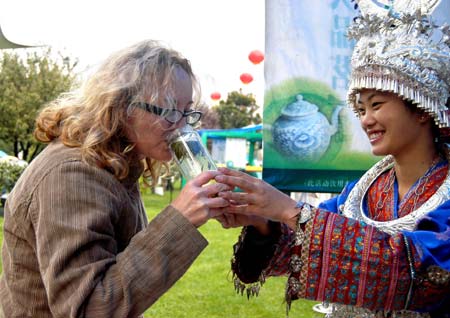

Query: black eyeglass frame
[[132, 102, 202, 125]]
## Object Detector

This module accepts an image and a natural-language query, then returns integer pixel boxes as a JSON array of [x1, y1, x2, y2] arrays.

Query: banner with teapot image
[[262, 0, 377, 193]]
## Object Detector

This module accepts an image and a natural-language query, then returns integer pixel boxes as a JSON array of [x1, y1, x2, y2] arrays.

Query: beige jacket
[[0, 141, 207, 317]]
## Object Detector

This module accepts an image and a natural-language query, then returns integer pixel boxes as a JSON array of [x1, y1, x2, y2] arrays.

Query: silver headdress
[[347, 0, 450, 128]]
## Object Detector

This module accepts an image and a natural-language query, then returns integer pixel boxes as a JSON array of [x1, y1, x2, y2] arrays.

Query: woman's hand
[[214, 213, 271, 234], [171, 170, 231, 227], [214, 167, 299, 227]]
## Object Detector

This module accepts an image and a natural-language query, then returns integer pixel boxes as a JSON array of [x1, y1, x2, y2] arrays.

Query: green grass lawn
[[141, 185, 319, 318], [0, 186, 320, 317]]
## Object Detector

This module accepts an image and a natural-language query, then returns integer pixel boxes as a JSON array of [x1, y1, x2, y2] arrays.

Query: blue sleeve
[[403, 200, 450, 270], [318, 180, 359, 213]]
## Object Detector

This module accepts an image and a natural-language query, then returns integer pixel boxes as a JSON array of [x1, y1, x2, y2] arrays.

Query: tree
[[0, 49, 77, 162], [196, 102, 221, 129], [213, 90, 261, 129], [0, 161, 26, 196]]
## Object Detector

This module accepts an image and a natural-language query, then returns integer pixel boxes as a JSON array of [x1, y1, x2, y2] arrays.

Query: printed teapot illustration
[[272, 94, 342, 162]]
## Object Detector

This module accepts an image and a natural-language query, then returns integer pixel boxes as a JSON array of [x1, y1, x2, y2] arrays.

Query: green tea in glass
[[168, 125, 217, 181]]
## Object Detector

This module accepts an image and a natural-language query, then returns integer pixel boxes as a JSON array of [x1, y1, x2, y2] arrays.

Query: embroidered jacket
[[232, 159, 450, 317]]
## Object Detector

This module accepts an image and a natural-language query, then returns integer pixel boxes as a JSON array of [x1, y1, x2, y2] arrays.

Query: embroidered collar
[[342, 146, 450, 235]]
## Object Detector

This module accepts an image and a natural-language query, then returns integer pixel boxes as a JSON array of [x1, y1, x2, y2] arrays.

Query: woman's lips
[[368, 131, 383, 144]]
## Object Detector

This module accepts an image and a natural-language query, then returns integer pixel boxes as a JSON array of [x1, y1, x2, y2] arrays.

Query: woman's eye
[[357, 108, 365, 116], [372, 102, 383, 108]]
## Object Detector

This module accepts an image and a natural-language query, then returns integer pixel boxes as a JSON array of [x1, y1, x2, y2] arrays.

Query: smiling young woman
[[213, 2, 450, 317]]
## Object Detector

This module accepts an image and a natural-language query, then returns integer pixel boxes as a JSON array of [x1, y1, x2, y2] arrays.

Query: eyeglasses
[[132, 102, 202, 125]]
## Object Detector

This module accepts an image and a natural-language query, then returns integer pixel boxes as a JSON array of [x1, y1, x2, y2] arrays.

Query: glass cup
[[168, 125, 217, 181]]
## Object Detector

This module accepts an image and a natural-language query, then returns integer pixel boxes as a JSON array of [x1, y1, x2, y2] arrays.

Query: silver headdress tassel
[[347, 0, 450, 128]]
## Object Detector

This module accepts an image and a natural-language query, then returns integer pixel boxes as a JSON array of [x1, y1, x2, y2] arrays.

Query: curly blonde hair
[[34, 40, 200, 182]]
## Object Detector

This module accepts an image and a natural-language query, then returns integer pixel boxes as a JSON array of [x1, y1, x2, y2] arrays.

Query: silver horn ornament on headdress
[[347, 0, 450, 128]]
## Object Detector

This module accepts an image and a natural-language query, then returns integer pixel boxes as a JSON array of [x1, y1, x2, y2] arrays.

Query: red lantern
[[248, 50, 264, 64], [210, 92, 221, 101], [240, 73, 253, 84]]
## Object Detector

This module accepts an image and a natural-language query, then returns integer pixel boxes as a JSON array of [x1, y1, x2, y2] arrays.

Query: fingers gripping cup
[[168, 125, 217, 181]]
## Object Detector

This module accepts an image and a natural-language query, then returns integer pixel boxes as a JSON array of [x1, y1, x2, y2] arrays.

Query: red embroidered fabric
[[263, 161, 450, 312], [366, 163, 448, 220]]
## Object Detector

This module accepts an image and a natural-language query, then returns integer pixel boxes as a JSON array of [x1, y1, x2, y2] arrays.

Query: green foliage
[[0, 162, 26, 193], [196, 102, 221, 129], [0, 217, 3, 271], [213, 90, 262, 129], [0, 49, 77, 161]]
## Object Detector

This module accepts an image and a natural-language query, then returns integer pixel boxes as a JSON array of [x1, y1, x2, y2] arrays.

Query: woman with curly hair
[[0, 40, 230, 317]]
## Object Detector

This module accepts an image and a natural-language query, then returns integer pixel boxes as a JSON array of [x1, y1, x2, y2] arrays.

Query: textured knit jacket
[[0, 141, 208, 317]]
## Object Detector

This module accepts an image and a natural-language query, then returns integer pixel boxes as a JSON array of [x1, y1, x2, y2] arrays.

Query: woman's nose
[[360, 110, 375, 128]]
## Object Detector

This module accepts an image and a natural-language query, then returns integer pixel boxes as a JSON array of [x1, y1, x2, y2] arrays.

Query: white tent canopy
[[0, 25, 33, 49]]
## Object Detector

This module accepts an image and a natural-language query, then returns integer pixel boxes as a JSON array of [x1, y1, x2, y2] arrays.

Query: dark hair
[[403, 99, 450, 151]]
